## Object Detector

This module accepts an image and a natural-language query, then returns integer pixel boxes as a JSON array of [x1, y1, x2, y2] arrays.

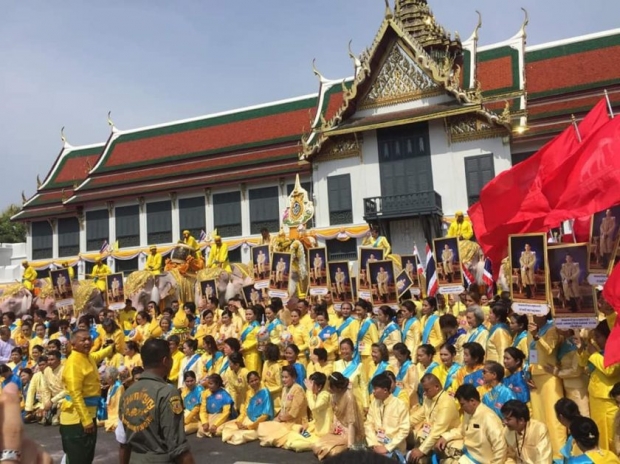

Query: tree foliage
[[0, 205, 26, 243]]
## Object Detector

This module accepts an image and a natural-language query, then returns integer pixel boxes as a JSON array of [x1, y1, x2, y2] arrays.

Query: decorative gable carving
[[359, 43, 443, 110], [447, 115, 507, 144]]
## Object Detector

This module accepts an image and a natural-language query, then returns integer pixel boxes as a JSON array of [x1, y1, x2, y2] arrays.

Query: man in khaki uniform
[[442, 244, 454, 283], [519, 244, 536, 299], [561, 253, 581, 312]]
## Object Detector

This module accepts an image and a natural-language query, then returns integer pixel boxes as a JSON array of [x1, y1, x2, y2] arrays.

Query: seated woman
[[392, 343, 418, 407], [284, 372, 333, 452], [223, 352, 248, 414], [197, 374, 236, 438], [181, 370, 204, 435], [7, 347, 27, 375], [103, 366, 124, 433], [503, 347, 530, 406], [284, 344, 306, 388], [333, 338, 367, 413], [439, 343, 462, 393], [308, 348, 334, 380], [123, 341, 142, 371], [415, 344, 442, 405], [222, 371, 275, 445], [448, 342, 486, 395], [257, 365, 308, 448], [262, 343, 283, 411], [201, 335, 223, 377], [554, 398, 583, 464], [312, 372, 365, 461], [368, 343, 394, 395], [567, 416, 620, 463], [178, 339, 203, 389]]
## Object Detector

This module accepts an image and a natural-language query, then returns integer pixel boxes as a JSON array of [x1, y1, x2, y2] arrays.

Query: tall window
[[327, 174, 353, 225], [179, 197, 206, 239], [147, 201, 172, 245], [213, 192, 242, 237], [31, 221, 53, 260], [464, 154, 495, 206], [228, 247, 241, 263], [86, 210, 109, 252], [58, 217, 80, 257], [116, 205, 140, 249], [249, 186, 279, 234], [326, 238, 357, 261], [115, 258, 139, 274]]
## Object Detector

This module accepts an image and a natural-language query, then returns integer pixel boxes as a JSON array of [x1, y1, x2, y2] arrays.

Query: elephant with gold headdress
[[0, 284, 33, 317], [195, 263, 253, 308]]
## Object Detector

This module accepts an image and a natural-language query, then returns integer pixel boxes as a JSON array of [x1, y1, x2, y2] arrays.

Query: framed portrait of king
[[367, 260, 397, 306], [590, 205, 620, 272], [433, 237, 462, 287], [508, 233, 549, 304], [358, 247, 384, 290]]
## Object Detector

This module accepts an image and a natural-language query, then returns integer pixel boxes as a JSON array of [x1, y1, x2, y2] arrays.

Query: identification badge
[[529, 349, 539, 365], [376, 428, 386, 441], [420, 423, 431, 439]]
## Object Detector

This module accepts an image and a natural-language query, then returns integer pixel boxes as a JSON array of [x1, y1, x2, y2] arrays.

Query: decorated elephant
[[0, 284, 33, 317], [73, 280, 106, 317], [126, 269, 195, 311], [195, 263, 253, 308]]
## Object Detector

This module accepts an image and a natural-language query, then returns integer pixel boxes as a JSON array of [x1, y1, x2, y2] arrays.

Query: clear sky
[[1, 0, 619, 209]]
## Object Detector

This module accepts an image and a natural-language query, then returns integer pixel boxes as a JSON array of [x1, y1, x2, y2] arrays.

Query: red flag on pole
[[603, 262, 620, 367]]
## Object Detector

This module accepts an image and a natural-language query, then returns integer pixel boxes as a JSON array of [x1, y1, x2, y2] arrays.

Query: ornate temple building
[[12, 0, 620, 277]]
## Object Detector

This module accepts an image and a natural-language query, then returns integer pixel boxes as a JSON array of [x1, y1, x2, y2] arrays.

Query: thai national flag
[[413, 245, 425, 274], [483, 258, 494, 298], [425, 243, 438, 297], [462, 263, 475, 288], [199, 230, 207, 242], [100, 240, 109, 254]]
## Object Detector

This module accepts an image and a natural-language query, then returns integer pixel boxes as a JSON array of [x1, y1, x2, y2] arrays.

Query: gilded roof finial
[[520, 8, 529, 39], [21, 191, 27, 204], [36, 174, 42, 188], [348, 40, 362, 76], [474, 10, 482, 41], [60, 126, 68, 145], [384, 0, 393, 19], [107, 111, 115, 132]]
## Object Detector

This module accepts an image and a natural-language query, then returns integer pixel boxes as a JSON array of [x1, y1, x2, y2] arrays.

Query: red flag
[[544, 114, 620, 227], [603, 262, 620, 367], [572, 217, 592, 243]]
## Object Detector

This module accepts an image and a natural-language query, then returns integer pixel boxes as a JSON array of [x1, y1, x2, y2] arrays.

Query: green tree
[[0, 205, 27, 243]]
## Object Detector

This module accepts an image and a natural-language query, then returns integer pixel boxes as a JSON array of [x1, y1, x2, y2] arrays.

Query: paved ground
[[26, 424, 320, 464]]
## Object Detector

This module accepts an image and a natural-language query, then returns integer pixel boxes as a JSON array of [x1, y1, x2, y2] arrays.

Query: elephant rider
[[61, 261, 75, 280], [206, 235, 231, 272], [145, 245, 163, 275], [362, 226, 391, 256], [91, 256, 112, 293], [181, 229, 200, 259], [447, 211, 474, 240], [21, 260, 37, 291]]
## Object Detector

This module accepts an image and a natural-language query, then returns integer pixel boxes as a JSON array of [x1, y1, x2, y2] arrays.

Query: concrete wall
[[0, 243, 27, 284]]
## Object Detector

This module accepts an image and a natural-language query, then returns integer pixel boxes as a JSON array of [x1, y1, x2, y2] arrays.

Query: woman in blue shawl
[[181, 370, 204, 434], [221, 370, 275, 445], [502, 347, 531, 405], [197, 373, 236, 438]]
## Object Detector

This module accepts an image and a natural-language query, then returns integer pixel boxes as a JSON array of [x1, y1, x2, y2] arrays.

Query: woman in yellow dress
[[288, 308, 310, 367], [158, 317, 173, 340], [178, 339, 204, 389], [146, 301, 163, 339], [223, 352, 248, 414], [509, 313, 529, 358], [367, 343, 394, 395], [400, 301, 421, 359], [307, 348, 334, 380], [312, 372, 366, 460], [355, 300, 379, 380], [216, 310, 239, 345], [130, 311, 153, 346], [181, 370, 204, 435], [309, 310, 338, 364], [377, 306, 402, 367], [264, 305, 284, 348], [257, 365, 308, 448], [392, 342, 419, 407], [195, 309, 219, 346], [123, 341, 143, 371], [283, 372, 333, 452], [197, 373, 236, 438], [261, 343, 283, 411], [101, 318, 126, 355], [414, 344, 443, 405], [486, 303, 512, 363], [201, 335, 224, 377], [586, 321, 620, 451], [333, 338, 367, 412], [240, 305, 263, 374], [420, 297, 445, 360], [221, 371, 275, 445]]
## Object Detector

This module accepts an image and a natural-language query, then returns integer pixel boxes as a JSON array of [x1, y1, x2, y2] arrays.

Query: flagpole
[[571, 114, 582, 142], [605, 89, 615, 118]]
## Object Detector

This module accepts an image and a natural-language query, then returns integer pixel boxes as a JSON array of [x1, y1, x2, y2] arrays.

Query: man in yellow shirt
[[206, 235, 231, 272], [167, 335, 185, 386], [62, 261, 75, 280], [91, 256, 112, 293], [501, 399, 552, 464], [447, 211, 474, 240], [362, 227, 392, 256], [118, 299, 137, 336], [408, 374, 460, 462], [145, 245, 163, 274], [436, 384, 507, 464], [182, 230, 200, 258], [365, 373, 410, 459], [60, 330, 114, 463], [21, 260, 37, 291]]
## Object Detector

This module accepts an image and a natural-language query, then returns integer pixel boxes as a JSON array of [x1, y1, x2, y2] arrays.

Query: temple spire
[[394, 0, 462, 62]]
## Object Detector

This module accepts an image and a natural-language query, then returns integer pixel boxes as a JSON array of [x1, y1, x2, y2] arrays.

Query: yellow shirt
[[338, 317, 360, 345], [358, 317, 379, 357], [306, 390, 333, 437], [447, 220, 474, 240], [486, 325, 512, 363], [529, 326, 559, 377], [207, 243, 231, 272], [442, 403, 507, 464], [43, 364, 65, 404], [420, 313, 445, 352], [364, 394, 410, 453], [145, 253, 163, 274], [361, 235, 392, 256], [588, 352, 620, 399], [262, 361, 283, 403], [289, 323, 310, 361], [409, 390, 460, 455], [402, 317, 421, 360], [22, 266, 37, 289], [168, 349, 185, 385], [60, 345, 113, 426], [24, 371, 50, 412], [118, 309, 136, 333], [333, 359, 368, 410], [505, 419, 552, 464]]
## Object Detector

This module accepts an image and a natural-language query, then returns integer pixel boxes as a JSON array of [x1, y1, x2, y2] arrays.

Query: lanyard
[[515, 423, 527, 460], [428, 391, 444, 418]]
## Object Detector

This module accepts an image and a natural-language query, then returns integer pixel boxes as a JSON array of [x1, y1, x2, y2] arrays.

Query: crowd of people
[[4, 284, 620, 463]]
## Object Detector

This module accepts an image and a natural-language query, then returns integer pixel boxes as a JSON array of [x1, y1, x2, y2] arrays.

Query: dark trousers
[[60, 421, 97, 464]]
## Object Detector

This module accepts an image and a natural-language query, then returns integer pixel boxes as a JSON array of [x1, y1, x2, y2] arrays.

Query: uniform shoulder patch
[[170, 395, 183, 415]]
